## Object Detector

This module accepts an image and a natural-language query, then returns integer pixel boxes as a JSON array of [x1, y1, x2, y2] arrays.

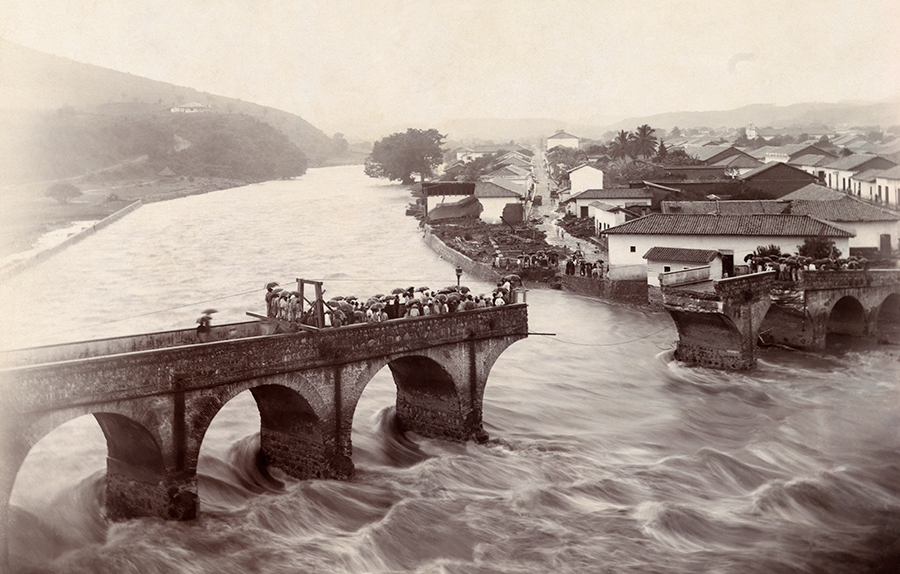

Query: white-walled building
[[821, 154, 897, 193], [590, 201, 634, 235], [790, 197, 899, 251], [473, 180, 524, 224], [546, 131, 580, 150], [875, 166, 900, 207], [643, 247, 723, 287], [568, 164, 605, 196], [563, 187, 653, 218], [170, 102, 211, 113], [600, 214, 853, 281]]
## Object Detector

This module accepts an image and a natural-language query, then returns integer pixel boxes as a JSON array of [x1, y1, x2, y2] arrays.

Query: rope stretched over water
[[544, 325, 674, 347]]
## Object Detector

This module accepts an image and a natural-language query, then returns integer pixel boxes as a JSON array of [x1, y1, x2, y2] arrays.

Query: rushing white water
[[3, 165, 900, 573]]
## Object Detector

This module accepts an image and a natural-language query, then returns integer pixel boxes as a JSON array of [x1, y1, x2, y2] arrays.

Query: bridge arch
[[826, 295, 868, 337], [190, 376, 336, 483], [876, 293, 900, 330]]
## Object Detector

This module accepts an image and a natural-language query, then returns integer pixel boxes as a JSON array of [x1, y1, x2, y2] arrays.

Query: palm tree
[[633, 124, 658, 159], [609, 130, 633, 162]]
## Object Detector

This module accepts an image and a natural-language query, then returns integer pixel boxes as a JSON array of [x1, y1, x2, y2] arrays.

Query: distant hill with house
[[0, 41, 342, 181]]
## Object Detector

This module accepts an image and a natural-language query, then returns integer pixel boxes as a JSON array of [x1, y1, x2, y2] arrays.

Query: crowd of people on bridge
[[747, 254, 870, 281], [264, 276, 522, 329]]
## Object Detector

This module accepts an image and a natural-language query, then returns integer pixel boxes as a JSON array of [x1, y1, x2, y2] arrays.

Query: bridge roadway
[[661, 269, 900, 369], [0, 304, 528, 566]]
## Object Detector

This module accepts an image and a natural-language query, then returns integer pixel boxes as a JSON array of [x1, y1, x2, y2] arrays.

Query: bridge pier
[[662, 272, 775, 370]]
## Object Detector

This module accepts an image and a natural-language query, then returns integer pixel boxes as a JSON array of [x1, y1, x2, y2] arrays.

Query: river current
[[2, 165, 899, 573]]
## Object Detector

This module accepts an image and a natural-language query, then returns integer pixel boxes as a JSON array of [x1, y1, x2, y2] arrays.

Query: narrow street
[[529, 148, 606, 264]]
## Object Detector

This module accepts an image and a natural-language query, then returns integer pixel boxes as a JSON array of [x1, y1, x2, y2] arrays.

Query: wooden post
[[314, 281, 325, 328]]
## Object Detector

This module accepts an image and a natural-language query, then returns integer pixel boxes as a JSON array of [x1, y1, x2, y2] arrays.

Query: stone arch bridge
[[661, 270, 900, 370], [0, 304, 528, 565]]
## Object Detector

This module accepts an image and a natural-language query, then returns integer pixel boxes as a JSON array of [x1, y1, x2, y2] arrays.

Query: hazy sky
[[2, 0, 898, 137]]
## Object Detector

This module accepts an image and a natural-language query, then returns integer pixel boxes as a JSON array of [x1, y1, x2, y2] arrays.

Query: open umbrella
[[202, 308, 218, 315], [503, 274, 521, 283], [266, 281, 279, 290], [458, 286, 470, 293], [416, 286, 429, 292], [371, 302, 385, 310], [330, 295, 345, 301], [391, 287, 406, 295]]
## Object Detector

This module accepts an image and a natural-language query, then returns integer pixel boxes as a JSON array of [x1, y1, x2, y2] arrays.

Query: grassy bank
[[0, 175, 248, 259]]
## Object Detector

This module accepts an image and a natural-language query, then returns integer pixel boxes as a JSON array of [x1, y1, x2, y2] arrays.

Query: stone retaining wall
[[0, 200, 143, 281]]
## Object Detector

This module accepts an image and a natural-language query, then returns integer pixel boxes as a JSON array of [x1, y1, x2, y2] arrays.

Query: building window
[[664, 266, 671, 272], [630, 246, 636, 252]]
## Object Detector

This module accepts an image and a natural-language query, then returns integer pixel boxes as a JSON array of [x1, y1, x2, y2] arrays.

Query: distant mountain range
[[437, 101, 900, 144], [0, 41, 336, 165]]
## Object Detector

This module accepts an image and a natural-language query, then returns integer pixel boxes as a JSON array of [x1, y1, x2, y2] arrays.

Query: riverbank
[[0, 175, 250, 260]]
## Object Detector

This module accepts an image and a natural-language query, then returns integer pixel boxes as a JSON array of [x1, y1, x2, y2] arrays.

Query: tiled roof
[[823, 154, 885, 171], [474, 181, 523, 198], [711, 155, 763, 169], [601, 213, 854, 237], [682, 145, 733, 162], [568, 163, 603, 173], [567, 187, 654, 202], [780, 184, 845, 201], [486, 178, 526, 195], [789, 154, 833, 167], [661, 200, 789, 215], [643, 246, 720, 263], [789, 197, 899, 222], [739, 161, 814, 181], [877, 165, 900, 180], [850, 168, 885, 182], [548, 131, 578, 139]]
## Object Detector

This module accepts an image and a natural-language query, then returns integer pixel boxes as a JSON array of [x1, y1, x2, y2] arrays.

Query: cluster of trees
[[364, 128, 445, 184], [5, 110, 308, 183], [165, 114, 307, 180], [547, 124, 704, 188]]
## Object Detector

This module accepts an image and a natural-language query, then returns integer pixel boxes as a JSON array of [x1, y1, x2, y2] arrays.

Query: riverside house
[[599, 213, 853, 282]]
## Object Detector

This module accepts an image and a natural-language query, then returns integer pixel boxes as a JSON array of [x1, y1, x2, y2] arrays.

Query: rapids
[[2, 165, 899, 573]]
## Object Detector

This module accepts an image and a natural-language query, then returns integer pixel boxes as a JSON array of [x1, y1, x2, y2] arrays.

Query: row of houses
[[429, 149, 537, 224], [669, 142, 900, 206], [558, 158, 899, 305]]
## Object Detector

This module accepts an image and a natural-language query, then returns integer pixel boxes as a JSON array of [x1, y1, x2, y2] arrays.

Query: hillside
[[603, 101, 900, 133], [0, 41, 338, 167]]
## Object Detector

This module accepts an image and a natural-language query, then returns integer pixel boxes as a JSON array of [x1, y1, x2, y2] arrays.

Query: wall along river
[[1, 165, 899, 573]]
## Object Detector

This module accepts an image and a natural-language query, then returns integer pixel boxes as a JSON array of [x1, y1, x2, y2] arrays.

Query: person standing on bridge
[[196, 309, 215, 342]]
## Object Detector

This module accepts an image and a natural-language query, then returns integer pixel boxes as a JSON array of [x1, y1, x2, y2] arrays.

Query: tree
[[632, 124, 658, 159], [670, 126, 682, 138], [609, 130, 633, 162], [364, 128, 445, 184], [45, 182, 82, 204], [655, 141, 668, 162], [798, 237, 841, 260]]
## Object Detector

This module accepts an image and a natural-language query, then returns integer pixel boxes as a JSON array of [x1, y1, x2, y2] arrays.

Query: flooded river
[[2, 165, 899, 573]]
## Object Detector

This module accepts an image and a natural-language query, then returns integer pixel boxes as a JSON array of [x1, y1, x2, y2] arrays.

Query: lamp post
[[455, 265, 463, 286]]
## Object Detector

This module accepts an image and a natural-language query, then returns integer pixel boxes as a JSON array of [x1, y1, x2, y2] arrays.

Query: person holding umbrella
[[265, 281, 279, 317], [196, 309, 216, 342]]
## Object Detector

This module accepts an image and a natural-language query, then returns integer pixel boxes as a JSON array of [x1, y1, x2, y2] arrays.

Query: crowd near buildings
[[436, 120, 900, 306]]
